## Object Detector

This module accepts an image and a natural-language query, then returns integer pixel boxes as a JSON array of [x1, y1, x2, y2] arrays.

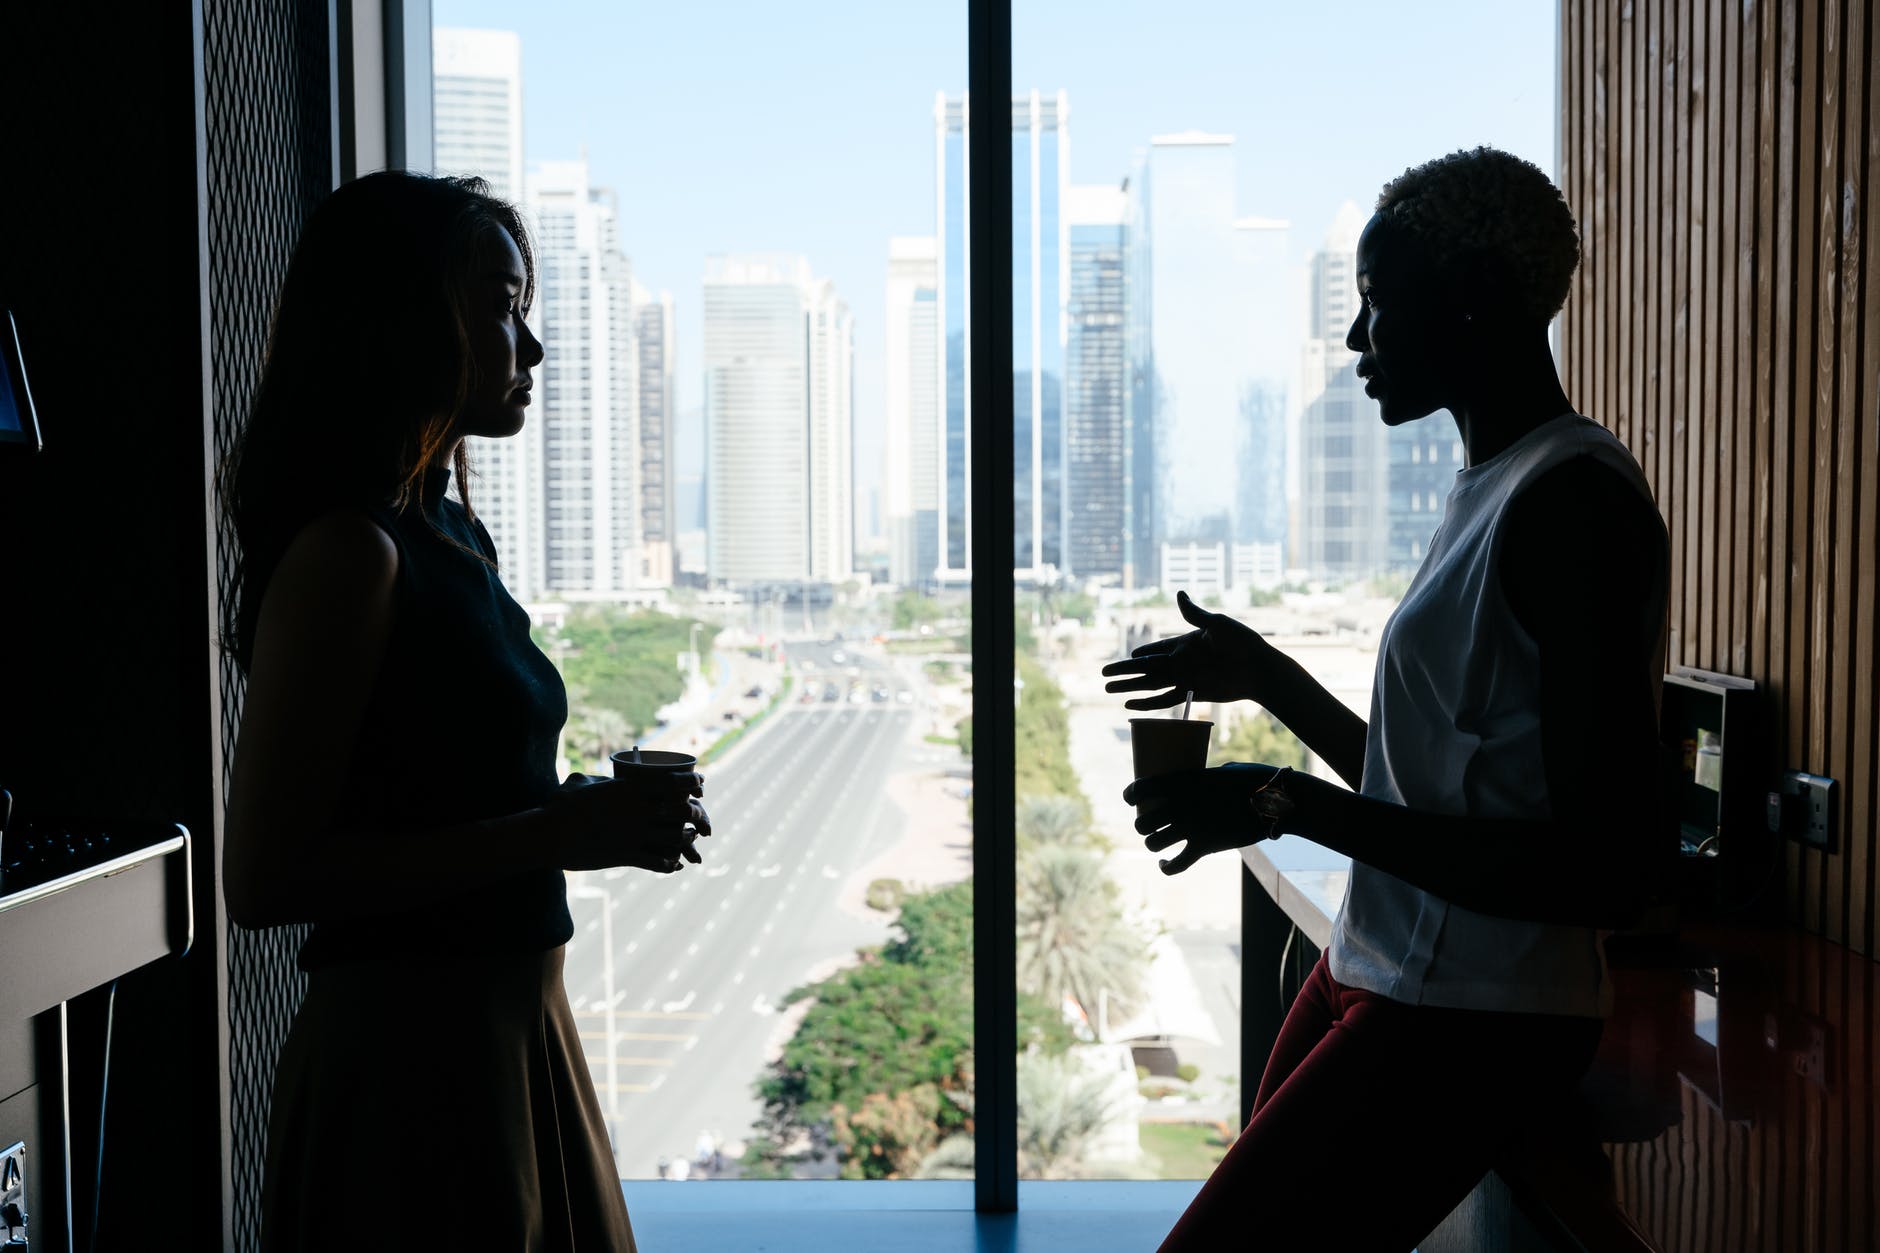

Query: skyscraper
[[934, 89, 1069, 583], [1128, 133, 1291, 592], [703, 255, 854, 585], [528, 158, 641, 597], [1065, 184, 1128, 583], [1387, 426, 1465, 571], [1297, 200, 1387, 580], [434, 28, 539, 600], [884, 237, 939, 587], [633, 283, 676, 587], [433, 28, 523, 200]]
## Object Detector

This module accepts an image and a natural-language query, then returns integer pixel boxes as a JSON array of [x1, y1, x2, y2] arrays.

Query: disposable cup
[[609, 748, 699, 788], [1128, 717, 1213, 815]]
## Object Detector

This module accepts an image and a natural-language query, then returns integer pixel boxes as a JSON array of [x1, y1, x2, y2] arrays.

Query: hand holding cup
[[549, 751, 710, 874]]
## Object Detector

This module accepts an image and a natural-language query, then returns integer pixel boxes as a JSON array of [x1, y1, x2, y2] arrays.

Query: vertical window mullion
[[968, 0, 1017, 1216]]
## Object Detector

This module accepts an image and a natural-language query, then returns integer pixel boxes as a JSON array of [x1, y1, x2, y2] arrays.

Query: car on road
[[821, 683, 840, 702], [744, 685, 765, 700]]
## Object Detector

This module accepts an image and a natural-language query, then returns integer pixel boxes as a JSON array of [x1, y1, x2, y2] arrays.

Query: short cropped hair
[[1374, 147, 1580, 325]]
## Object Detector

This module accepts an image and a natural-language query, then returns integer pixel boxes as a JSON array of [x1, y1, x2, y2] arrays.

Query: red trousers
[[1156, 953, 1602, 1252]]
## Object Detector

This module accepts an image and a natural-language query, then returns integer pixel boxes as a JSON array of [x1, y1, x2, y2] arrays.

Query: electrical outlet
[[1780, 771, 1838, 851]]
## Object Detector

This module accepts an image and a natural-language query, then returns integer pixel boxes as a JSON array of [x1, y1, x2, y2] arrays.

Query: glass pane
[[432, 3, 969, 1183], [1013, 2, 1557, 1180]]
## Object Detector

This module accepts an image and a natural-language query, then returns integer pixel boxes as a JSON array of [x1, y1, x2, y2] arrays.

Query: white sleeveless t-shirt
[[1326, 413, 1665, 1018]]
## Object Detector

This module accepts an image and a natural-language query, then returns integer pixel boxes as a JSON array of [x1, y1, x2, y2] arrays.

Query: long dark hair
[[220, 171, 536, 672]]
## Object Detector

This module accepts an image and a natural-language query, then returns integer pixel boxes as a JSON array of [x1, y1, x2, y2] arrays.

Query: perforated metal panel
[[201, 2, 331, 1248]]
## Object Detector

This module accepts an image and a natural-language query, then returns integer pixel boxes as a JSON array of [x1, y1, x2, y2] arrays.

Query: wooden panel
[[1564, 0, 1880, 957]]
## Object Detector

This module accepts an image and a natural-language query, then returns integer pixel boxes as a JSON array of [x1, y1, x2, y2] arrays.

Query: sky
[[433, 0, 1556, 535]]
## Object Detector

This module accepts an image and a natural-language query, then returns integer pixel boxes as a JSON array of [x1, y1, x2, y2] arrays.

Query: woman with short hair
[[1106, 147, 1668, 1250]]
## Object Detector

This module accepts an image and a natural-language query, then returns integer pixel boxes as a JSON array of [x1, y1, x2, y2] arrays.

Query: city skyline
[[434, 0, 1555, 577]]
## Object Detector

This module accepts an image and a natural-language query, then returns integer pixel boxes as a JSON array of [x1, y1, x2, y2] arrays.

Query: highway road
[[558, 641, 948, 1178]]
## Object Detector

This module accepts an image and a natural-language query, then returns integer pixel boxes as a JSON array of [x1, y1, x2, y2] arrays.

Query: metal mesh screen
[[201, 1, 331, 1247]]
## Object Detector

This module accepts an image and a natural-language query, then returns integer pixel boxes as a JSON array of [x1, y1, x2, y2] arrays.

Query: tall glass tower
[[934, 90, 1069, 582], [1129, 133, 1292, 589], [1066, 184, 1128, 583]]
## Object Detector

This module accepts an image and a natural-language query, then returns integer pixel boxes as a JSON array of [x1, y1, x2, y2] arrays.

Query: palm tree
[[1016, 795, 1087, 848], [563, 703, 632, 773], [1015, 1052, 1123, 1180], [1016, 844, 1149, 1024]]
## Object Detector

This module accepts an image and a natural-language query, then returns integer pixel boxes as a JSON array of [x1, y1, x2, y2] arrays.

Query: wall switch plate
[[1779, 771, 1838, 851]]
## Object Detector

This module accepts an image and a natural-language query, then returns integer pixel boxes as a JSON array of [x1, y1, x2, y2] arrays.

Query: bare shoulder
[[255, 509, 400, 650]]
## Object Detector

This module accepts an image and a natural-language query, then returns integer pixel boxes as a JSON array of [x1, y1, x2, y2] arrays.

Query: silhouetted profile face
[[1346, 213, 1458, 427], [456, 227, 544, 441]]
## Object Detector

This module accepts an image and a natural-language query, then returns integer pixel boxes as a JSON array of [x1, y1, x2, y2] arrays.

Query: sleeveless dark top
[[297, 465, 574, 971]]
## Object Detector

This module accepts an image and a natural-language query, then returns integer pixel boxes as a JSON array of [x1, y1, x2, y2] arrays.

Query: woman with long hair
[[1105, 147, 1669, 1250], [221, 171, 704, 1251]]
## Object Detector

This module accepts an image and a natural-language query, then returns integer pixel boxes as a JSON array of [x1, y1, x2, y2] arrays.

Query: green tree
[[1015, 651, 1081, 806], [534, 606, 717, 740], [744, 880, 1074, 1179], [829, 1085, 946, 1180], [562, 700, 632, 772], [890, 590, 944, 632], [1016, 844, 1149, 1023], [1208, 710, 1309, 770]]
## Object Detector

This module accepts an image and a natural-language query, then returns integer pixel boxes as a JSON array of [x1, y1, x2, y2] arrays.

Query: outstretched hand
[[1101, 590, 1273, 711]]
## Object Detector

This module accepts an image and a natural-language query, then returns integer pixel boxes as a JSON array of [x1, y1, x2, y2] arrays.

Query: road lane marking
[[577, 1052, 678, 1066], [666, 967, 680, 982], [686, 942, 699, 955]]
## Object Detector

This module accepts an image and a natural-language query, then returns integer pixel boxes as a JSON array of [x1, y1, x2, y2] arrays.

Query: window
[[427, 0, 1554, 1209], [433, 4, 968, 1188]]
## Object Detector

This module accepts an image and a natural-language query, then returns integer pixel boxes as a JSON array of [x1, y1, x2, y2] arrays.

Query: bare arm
[[222, 511, 705, 930], [1134, 458, 1668, 929], [1102, 591, 1368, 788]]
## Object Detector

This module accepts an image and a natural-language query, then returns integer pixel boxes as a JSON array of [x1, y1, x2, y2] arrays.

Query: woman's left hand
[[1125, 762, 1340, 874]]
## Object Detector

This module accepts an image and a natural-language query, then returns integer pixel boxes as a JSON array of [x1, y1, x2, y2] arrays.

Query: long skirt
[[260, 944, 637, 1252]]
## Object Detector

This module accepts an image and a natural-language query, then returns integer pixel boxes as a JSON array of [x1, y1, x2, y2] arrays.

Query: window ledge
[[620, 1180, 1203, 1251]]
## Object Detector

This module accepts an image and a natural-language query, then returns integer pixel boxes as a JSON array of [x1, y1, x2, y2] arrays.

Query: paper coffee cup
[[609, 748, 699, 783], [1129, 718, 1213, 814]]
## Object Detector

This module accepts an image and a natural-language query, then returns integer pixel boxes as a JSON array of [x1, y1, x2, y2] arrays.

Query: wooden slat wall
[[1600, 934, 1876, 1252], [1561, 0, 1879, 958]]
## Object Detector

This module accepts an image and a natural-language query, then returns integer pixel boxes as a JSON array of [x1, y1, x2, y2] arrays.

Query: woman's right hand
[[547, 772, 711, 874], [1101, 590, 1277, 710]]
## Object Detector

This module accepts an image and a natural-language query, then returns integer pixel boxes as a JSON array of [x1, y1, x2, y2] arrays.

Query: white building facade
[[528, 159, 641, 598], [884, 236, 939, 587], [434, 27, 542, 600], [703, 255, 854, 586]]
